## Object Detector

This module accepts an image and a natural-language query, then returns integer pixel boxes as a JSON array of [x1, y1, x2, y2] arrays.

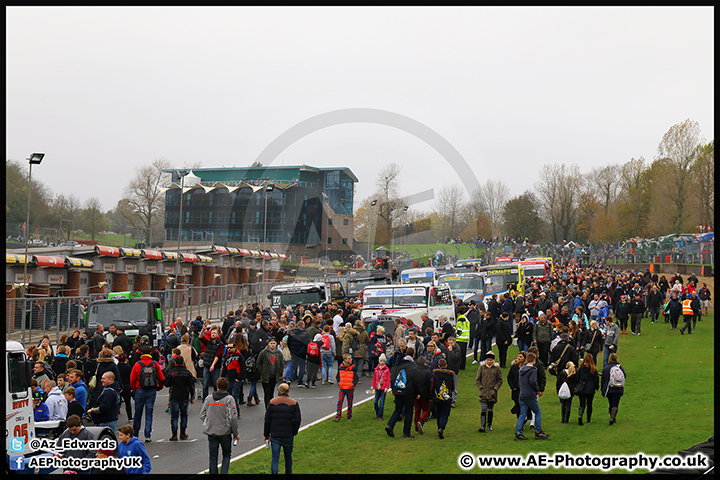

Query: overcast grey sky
[[6, 6, 714, 214]]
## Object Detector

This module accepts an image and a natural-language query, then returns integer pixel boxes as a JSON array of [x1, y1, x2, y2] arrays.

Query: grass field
[[227, 310, 714, 475]]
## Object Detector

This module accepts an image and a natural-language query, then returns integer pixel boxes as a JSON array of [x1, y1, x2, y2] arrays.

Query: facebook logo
[[9, 455, 26, 471]]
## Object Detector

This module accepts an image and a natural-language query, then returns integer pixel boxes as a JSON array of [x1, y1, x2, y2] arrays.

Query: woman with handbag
[[581, 321, 604, 366], [575, 353, 600, 425], [555, 361, 577, 423]]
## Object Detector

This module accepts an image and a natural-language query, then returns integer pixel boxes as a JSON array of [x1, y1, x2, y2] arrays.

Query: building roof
[[162, 164, 358, 183]]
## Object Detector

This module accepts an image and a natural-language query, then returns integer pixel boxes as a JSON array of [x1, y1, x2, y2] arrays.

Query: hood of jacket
[[212, 390, 231, 401], [519, 364, 536, 378]]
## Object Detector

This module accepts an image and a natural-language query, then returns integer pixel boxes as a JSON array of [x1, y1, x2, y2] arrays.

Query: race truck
[[5, 341, 115, 474], [359, 283, 456, 336], [84, 291, 164, 348], [268, 282, 334, 314], [438, 272, 485, 304]]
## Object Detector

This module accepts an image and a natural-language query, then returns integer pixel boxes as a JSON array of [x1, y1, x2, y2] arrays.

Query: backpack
[[349, 334, 360, 354], [307, 341, 320, 357], [435, 378, 452, 401], [245, 354, 256, 373], [391, 366, 408, 395], [609, 364, 625, 388], [138, 361, 159, 388], [320, 334, 331, 350]]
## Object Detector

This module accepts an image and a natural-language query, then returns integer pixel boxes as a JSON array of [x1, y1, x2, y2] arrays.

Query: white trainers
[[472, 360, 478, 364]]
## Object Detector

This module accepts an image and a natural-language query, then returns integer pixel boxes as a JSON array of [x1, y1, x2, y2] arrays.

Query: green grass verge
[[227, 311, 714, 474]]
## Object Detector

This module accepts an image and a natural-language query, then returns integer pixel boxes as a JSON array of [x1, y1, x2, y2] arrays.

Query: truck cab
[[84, 291, 164, 348], [5, 341, 116, 474], [268, 282, 333, 314]]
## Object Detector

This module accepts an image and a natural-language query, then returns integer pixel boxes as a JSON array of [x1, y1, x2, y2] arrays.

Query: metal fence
[[5, 281, 278, 345]]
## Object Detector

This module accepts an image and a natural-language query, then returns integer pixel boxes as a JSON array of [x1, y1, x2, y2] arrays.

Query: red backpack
[[320, 334, 331, 350], [307, 341, 320, 357]]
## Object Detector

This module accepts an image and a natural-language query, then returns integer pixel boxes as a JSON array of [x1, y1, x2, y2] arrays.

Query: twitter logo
[[10, 436, 24, 453]]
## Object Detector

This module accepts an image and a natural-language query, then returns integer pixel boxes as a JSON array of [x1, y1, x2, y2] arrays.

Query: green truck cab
[[84, 291, 164, 348]]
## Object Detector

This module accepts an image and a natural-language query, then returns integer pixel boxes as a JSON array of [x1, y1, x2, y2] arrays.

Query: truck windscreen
[[363, 287, 428, 308], [272, 292, 322, 307], [8, 352, 27, 394], [88, 302, 150, 327]]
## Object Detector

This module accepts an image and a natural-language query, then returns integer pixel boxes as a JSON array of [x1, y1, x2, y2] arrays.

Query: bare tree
[[435, 183, 465, 239], [123, 157, 172, 244], [478, 179, 509, 235], [52, 194, 82, 239], [589, 164, 622, 214], [373, 163, 405, 245], [534, 163, 581, 243], [617, 157, 651, 236], [656, 119, 704, 232], [80, 197, 108, 243]]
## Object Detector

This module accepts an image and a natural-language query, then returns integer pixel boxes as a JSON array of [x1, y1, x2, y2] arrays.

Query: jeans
[[203, 366, 221, 399], [480, 338, 493, 361], [607, 392, 622, 411], [283, 359, 294, 381], [537, 342, 551, 366], [270, 436, 294, 475], [603, 345, 617, 369], [435, 400, 452, 431], [207, 434, 232, 475], [133, 388, 156, 439], [516, 397, 542, 434], [321, 353, 334, 382], [97, 420, 117, 434], [649, 306, 660, 322], [373, 389, 387, 419], [169, 399, 189, 432], [248, 379, 258, 399], [290, 354, 306, 385], [518, 339, 529, 353], [471, 335, 480, 361], [230, 379, 243, 412], [354, 357, 366, 377]]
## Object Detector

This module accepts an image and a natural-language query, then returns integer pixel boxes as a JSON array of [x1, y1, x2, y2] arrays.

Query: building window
[[342, 238, 348, 245], [343, 218, 349, 226], [327, 237, 332, 244], [328, 218, 333, 226]]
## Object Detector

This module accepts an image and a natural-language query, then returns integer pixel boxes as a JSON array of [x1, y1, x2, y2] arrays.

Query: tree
[[502, 191, 544, 243], [656, 119, 704, 232], [535, 163, 581, 243], [434, 183, 465, 239], [589, 165, 621, 214], [372, 163, 405, 245], [80, 197, 108, 243], [478, 179, 509, 236], [616, 157, 652, 238], [122, 157, 172, 244], [51, 194, 82, 239], [5, 159, 54, 235], [692, 140, 714, 231]]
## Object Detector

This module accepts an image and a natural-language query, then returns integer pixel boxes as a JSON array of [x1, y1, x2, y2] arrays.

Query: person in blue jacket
[[117, 424, 152, 474], [33, 390, 50, 422]]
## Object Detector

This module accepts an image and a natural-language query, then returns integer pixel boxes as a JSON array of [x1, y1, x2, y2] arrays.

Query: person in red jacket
[[130, 345, 165, 442], [334, 353, 358, 421]]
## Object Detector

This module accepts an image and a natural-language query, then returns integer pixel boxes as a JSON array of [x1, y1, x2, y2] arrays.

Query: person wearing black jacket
[[446, 337, 462, 407], [286, 321, 311, 388], [629, 293, 645, 336], [164, 355, 196, 440], [514, 314, 533, 354], [385, 352, 421, 438], [480, 312, 496, 362], [507, 351, 526, 420], [487, 294, 501, 320], [495, 312, 513, 369], [264, 383, 302, 475], [112, 328, 134, 356], [549, 334, 579, 377], [646, 286, 664, 324], [413, 356, 434, 434], [116, 353, 133, 421], [91, 325, 106, 358], [575, 353, 600, 425], [466, 302, 482, 364]]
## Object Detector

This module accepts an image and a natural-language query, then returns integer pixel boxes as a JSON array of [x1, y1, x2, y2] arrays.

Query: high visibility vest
[[682, 299, 694, 316], [455, 316, 470, 343]]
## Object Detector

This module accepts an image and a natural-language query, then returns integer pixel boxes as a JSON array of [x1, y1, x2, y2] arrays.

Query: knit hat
[[485, 351, 495, 359], [378, 354, 387, 363], [97, 448, 115, 456]]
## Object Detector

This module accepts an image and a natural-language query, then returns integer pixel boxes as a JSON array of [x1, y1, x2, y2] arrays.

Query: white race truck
[[5, 340, 115, 474]]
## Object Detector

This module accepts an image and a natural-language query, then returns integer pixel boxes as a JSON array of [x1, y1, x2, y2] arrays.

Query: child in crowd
[[334, 353, 358, 421], [372, 354, 391, 420]]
